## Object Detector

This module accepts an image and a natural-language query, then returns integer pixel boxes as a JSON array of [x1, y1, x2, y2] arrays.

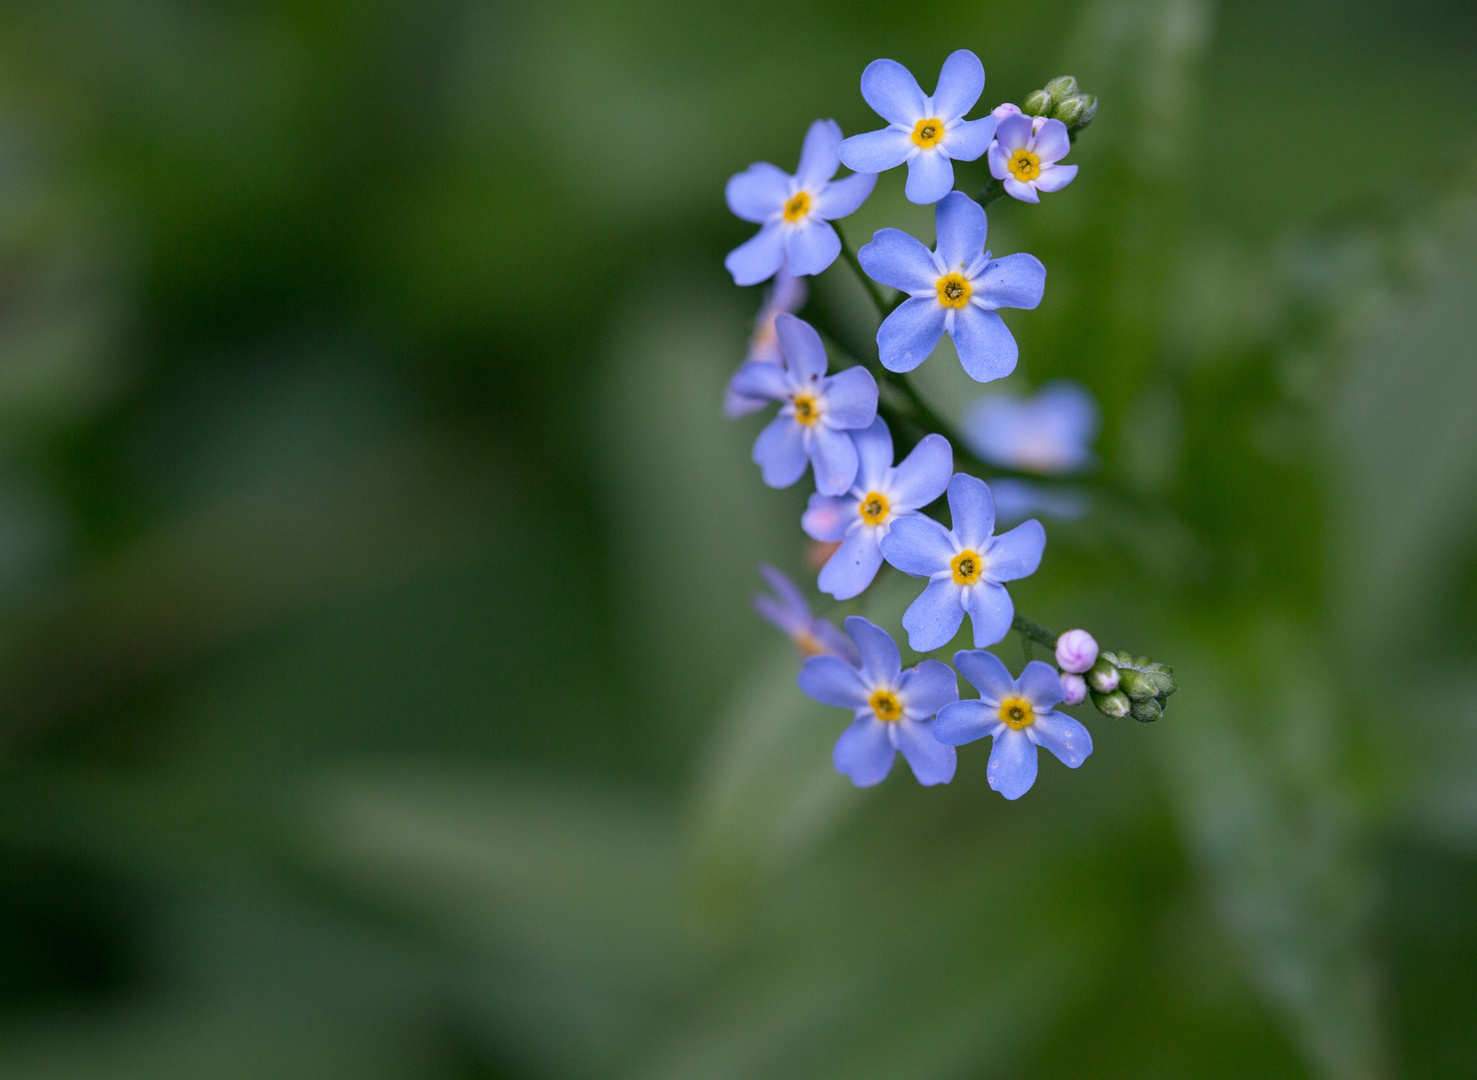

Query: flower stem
[[1012, 614, 1057, 649], [832, 221, 891, 318]]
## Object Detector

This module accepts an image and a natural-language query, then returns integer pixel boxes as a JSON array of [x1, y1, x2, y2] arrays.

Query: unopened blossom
[[798, 616, 959, 786], [879, 472, 1045, 651], [802, 417, 952, 600], [839, 50, 997, 205], [858, 192, 1045, 382], [1054, 628, 1099, 674], [752, 563, 858, 663], [725, 119, 878, 287], [963, 379, 1099, 473], [727, 313, 878, 495], [724, 269, 808, 418], [1060, 671, 1088, 706], [988, 113, 1077, 203], [934, 651, 1093, 799]]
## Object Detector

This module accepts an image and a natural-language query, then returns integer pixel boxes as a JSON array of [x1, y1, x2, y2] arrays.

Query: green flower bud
[[1118, 668, 1162, 701], [1052, 96, 1087, 125], [1043, 76, 1079, 104], [1114, 656, 1177, 698], [1070, 94, 1097, 127], [1131, 698, 1163, 723], [1086, 655, 1120, 693], [1022, 89, 1052, 116], [1092, 689, 1132, 718]]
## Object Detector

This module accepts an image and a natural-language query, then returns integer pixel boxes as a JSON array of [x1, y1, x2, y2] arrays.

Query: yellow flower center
[[870, 688, 903, 722], [911, 117, 945, 148], [999, 696, 1034, 730], [1008, 149, 1041, 182], [859, 491, 890, 525], [783, 191, 812, 223], [791, 393, 820, 425], [936, 273, 972, 308], [951, 548, 984, 585]]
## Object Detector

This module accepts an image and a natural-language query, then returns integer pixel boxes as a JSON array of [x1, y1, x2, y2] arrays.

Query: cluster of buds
[[1021, 76, 1098, 136], [1085, 652, 1177, 722]]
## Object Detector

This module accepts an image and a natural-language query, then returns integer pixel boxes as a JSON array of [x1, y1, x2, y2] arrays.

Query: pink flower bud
[[1060, 671, 1087, 706], [1055, 629, 1099, 673], [991, 102, 1023, 121]]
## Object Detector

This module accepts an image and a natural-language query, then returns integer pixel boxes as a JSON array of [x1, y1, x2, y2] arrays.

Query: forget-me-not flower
[[802, 417, 951, 600], [963, 379, 1099, 473], [725, 119, 878, 287], [724, 269, 808, 419], [752, 563, 858, 663], [934, 651, 1093, 799], [798, 615, 959, 787], [858, 192, 1045, 382], [879, 472, 1046, 651], [838, 50, 997, 205], [728, 313, 878, 495], [988, 113, 1078, 203]]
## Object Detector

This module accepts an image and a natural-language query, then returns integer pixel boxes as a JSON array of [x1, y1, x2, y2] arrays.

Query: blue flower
[[838, 50, 997, 205], [857, 192, 1045, 382], [724, 268, 808, 419], [878, 472, 1046, 651], [725, 119, 878, 287], [802, 417, 951, 600], [728, 314, 878, 495], [963, 379, 1099, 473], [988, 113, 1077, 203], [987, 479, 1090, 524], [934, 651, 1093, 799], [752, 563, 859, 664], [798, 615, 960, 787]]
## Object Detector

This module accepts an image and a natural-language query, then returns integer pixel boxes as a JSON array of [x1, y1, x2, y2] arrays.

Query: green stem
[[832, 221, 890, 318], [1012, 615, 1057, 649]]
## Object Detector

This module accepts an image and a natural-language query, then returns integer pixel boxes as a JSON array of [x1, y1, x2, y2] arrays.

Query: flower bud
[[1054, 629, 1099, 674], [1068, 94, 1097, 127], [1117, 668, 1161, 701], [1021, 89, 1051, 116], [1060, 671, 1088, 706], [1086, 655, 1120, 693], [991, 102, 1023, 121], [1043, 76, 1079, 104], [1131, 698, 1163, 723], [1092, 689, 1131, 718]]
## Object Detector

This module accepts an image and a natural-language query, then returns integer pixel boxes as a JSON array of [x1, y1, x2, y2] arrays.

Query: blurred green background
[[0, 0, 1473, 1077]]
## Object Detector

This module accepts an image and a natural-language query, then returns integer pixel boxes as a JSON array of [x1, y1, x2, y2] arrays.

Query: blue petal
[[901, 575, 965, 652], [843, 615, 902, 685], [1031, 118, 1071, 164], [1029, 710, 1093, 769], [946, 472, 996, 549], [987, 141, 1013, 180], [904, 150, 954, 205], [1034, 163, 1078, 193], [1018, 659, 1068, 710], [943, 116, 996, 162], [931, 49, 984, 121], [850, 415, 893, 491], [819, 366, 879, 429], [833, 715, 896, 787], [725, 162, 791, 223], [795, 118, 843, 189], [818, 526, 883, 600], [951, 648, 1014, 704], [813, 619, 860, 664], [877, 297, 947, 373], [727, 361, 789, 401], [801, 493, 854, 542], [725, 223, 786, 287], [950, 307, 1018, 383], [985, 518, 1046, 581], [994, 112, 1032, 152], [973, 253, 1046, 310], [838, 128, 913, 174], [963, 580, 1014, 647], [1003, 177, 1041, 204], [785, 219, 842, 277], [752, 414, 809, 488], [987, 727, 1038, 799], [879, 514, 953, 576], [933, 699, 997, 745], [798, 653, 870, 708], [890, 718, 957, 785], [857, 228, 939, 293], [816, 171, 877, 219], [887, 433, 952, 510], [758, 562, 809, 620], [722, 389, 768, 419], [899, 659, 960, 717], [934, 192, 987, 274], [753, 593, 804, 637], [806, 424, 860, 496], [860, 58, 927, 126], [774, 313, 829, 380]]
